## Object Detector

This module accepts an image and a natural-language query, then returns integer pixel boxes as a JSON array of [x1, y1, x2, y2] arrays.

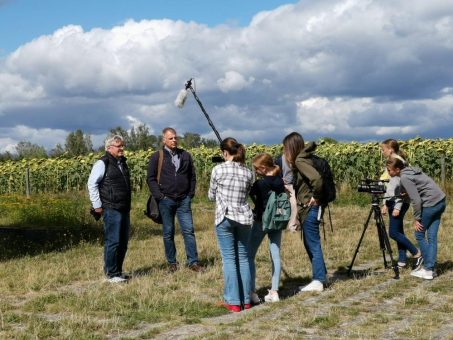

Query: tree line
[[0, 124, 218, 161]]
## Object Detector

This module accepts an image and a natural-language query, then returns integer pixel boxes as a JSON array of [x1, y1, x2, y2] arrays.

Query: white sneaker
[[264, 290, 280, 303], [250, 292, 261, 305], [299, 280, 324, 292], [410, 268, 433, 280], [106, 276, 127, 283]]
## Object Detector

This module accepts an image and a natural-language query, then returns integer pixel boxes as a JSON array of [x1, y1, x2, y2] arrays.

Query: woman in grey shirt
[[386, 157, 446, 280]]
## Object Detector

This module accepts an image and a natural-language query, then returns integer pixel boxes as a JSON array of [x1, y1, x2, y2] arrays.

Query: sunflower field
[[0, 138, 451, 195]]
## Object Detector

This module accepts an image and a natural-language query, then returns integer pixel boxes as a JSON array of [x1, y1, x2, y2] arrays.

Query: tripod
[[347, 194, 399, 279]]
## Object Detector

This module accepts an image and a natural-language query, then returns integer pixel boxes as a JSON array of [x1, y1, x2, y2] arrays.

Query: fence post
[[25, 167, 31, 197], [440, 153, 446, 188]]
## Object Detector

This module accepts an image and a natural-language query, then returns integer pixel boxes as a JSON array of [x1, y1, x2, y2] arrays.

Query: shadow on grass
[[130, 256, 218, 278], [0, 221, 167, 262], [437, 260, 453, 276], [0, 225, 104, 261]]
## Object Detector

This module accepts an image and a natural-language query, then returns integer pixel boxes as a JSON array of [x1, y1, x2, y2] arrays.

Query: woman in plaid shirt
[[208, 137, 254, 312]]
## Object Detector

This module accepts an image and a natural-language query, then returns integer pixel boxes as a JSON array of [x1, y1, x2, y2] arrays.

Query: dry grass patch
[[0, 194, 452, 338]]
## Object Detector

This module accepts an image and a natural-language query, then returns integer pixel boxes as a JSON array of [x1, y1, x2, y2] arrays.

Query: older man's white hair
[[104, 135, 124, 151]]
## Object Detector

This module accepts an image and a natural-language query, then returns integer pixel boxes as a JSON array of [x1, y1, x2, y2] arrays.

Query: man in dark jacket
[[88, 135, 131, 283], [147, 127, 203, 273]]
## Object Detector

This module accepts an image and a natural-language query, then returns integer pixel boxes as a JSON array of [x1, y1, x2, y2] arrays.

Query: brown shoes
[[168, 263, 205, 273], [168, 263, 179, 273], [189, 263, 205, 273]]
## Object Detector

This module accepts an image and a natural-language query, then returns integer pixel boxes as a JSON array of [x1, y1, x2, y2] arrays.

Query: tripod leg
[[376, 211, 400, 279], [375, 217, 389, 268], [348, 207, 373, 274]]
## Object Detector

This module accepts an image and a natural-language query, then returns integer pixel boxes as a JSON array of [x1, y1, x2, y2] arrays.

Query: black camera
[[211, 155, 224, 163], [357, 179, 387, 194]]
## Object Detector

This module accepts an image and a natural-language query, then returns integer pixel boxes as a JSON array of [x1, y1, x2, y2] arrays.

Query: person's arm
[[87, 160, 105, 211], [188, 153, 196, 198], [146, 152, 164, 200], [295, 159, 323, 202], [392, 177, 404, 217], [249, 181, 259, 206], [208, 167, 218, 201], [400, 176, 422, 221]]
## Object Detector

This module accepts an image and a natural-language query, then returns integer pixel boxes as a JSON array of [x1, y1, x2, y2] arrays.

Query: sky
[[1, 0, 453, 153]]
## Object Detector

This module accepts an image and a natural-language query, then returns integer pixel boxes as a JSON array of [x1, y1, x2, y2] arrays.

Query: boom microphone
[[175, 78, 222, 144], [174, 89, 188, 108]]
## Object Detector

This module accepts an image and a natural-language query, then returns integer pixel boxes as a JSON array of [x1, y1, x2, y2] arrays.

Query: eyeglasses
[[166, 137, 178, 140], [110, 144, 125, 148]]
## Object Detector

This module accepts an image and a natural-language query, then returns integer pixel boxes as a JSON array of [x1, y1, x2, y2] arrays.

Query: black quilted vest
[[99, 152, 131, 212]]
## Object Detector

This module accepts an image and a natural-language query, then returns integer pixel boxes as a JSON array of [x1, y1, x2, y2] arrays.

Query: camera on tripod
[[357, 179, 387, 195]]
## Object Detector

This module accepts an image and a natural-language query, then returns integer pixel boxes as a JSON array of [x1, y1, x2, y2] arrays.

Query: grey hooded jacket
[[400, 166, 445, 220]]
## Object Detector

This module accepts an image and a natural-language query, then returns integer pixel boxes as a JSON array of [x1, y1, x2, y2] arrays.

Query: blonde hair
[[381, 138, 407, 162], [253, 153, 280, 176]]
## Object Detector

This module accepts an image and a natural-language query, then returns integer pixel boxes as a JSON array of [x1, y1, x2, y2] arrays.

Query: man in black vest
[[147, 127, 204, 273], [88, 135, 131, 283]]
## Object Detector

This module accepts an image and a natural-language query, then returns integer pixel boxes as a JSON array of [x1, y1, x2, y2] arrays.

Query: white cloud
[[1, 0, 453, 151], [217, 71, 255, 92]]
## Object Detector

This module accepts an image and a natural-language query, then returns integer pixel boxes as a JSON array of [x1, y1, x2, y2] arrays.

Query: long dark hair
[[283, 132, 305, 168], [221, 137, 246, 164]]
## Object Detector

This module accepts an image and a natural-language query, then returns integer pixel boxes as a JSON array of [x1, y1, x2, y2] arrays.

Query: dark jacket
[[250, 175, 285, 222], [294, 142, 323, 222], [147, 147, 196, 200], [99, 152, 131, 212]]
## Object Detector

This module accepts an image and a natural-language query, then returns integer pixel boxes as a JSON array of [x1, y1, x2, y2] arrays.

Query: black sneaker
[[412, 256, 423, 270]]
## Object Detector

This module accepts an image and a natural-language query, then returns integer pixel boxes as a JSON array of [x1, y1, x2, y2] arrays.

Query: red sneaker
[[243, 303, 252, 310], [216, 302, 241, 312]]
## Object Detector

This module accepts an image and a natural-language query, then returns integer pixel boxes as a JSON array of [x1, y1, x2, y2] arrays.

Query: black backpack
[[307, 154, 336, 240], [310, 154, 336, 206]]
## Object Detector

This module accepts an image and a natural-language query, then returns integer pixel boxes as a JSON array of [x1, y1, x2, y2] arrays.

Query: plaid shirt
[[208, 161, 254, 226]]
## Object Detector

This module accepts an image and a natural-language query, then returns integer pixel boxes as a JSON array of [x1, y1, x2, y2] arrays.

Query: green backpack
[[262, 191, 291, 232]]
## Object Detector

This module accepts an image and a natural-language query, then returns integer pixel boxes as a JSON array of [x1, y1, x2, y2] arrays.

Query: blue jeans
[[387, 202, 417, 263], [301, 206, 327, 282], [216, 218, 251, 305], [159, 196, 199, 266], [415, 198, 446, 271], [248, 221, 282, 291], [103, 208, 130, 278]]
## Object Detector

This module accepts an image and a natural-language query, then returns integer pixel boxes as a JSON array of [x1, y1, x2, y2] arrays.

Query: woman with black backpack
[[283, 132, 327, 292]]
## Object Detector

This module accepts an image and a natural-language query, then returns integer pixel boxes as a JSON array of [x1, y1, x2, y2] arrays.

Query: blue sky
[[0, 0, 453, 152], [0, 0, 296, 54]]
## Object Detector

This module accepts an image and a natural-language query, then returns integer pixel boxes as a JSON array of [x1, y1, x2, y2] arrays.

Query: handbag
[[144, 150, 164, 223]]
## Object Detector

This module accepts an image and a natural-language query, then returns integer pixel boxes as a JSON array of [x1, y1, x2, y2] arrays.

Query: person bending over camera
[[386, 157, 446, 280], [380, 139, 421, 270]]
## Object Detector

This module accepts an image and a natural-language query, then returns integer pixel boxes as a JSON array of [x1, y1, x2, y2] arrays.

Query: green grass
[[0, 190, 452, 338]]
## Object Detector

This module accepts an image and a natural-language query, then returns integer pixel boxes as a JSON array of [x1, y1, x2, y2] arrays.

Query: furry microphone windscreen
[[175, 89, 188, 108]]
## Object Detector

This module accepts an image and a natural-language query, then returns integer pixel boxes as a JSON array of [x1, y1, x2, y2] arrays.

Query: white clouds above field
[[1, 0, 453, 152]]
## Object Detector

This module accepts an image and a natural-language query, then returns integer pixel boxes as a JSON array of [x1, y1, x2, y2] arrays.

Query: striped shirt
[[208, 161, 254, 226]]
